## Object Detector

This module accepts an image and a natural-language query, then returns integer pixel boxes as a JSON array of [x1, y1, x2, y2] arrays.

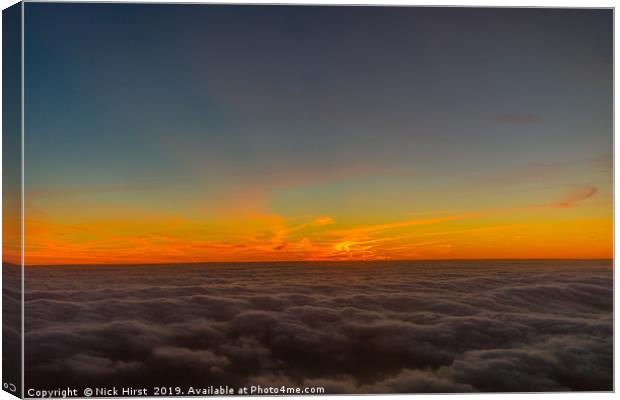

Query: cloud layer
[[25, 260, 612, 393]]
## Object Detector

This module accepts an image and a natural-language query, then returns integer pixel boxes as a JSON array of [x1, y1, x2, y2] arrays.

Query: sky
[[14, 4, 613, 265]]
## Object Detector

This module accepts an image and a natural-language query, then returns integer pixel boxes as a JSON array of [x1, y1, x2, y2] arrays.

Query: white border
[[0, 2, 616, 400], [20, 0, 24, 398]]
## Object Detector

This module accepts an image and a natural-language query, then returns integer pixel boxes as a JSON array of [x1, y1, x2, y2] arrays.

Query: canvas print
[[2, 3, 613, 397]]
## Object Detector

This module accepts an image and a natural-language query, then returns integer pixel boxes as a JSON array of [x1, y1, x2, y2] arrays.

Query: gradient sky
[[15, 4, 612, 265]]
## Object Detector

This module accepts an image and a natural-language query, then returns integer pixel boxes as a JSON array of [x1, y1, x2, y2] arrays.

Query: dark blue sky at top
[[24, 4, 612, 193]]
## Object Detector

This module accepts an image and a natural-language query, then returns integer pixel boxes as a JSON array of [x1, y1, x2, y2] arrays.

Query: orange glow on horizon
[[17, 201, 612, 266], [9, 159, 613, 266]]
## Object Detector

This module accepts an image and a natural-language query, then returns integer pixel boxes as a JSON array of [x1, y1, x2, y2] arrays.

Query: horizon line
[[3, 257, 614, 267]]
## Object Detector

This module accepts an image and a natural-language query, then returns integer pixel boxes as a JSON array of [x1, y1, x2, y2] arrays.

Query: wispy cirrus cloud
[[487, 113, 543, 124], [552, 185, 597, 208]]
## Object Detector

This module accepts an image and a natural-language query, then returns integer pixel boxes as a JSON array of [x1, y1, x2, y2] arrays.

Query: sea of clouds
[[24, 260, 612, 393]]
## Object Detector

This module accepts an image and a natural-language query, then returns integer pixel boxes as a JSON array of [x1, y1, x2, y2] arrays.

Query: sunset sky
[[14, 5, 612, 265]]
